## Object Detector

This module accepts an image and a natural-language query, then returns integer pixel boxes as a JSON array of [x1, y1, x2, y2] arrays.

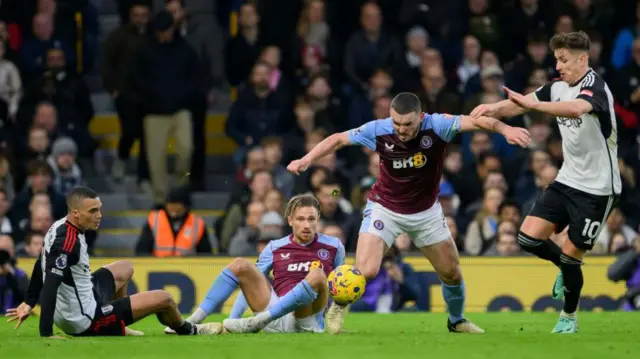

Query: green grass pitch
[[2, 312, 639, 359]]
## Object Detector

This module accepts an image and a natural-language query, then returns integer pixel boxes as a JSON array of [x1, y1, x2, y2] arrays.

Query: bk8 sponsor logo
[[392, 153, 427, 169], [287, 260, 323, 272]]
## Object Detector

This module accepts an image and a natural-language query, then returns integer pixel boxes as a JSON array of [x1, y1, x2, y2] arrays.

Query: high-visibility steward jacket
[[148, 209, 206, 257]]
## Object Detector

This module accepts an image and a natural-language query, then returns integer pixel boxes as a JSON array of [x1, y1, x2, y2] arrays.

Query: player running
[[471, 31, 621, 333], [166, 194, 345, 334], [287, 92, 531, 334], [5, 186, 221, 338]]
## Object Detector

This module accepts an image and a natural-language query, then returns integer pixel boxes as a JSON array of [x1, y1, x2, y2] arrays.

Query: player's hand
[[470, 103, 496, 118], [287, 159, 310, 175], [504, 86, 535, 109], [6, 302, 32, 329], [503, 126, 531, 148]]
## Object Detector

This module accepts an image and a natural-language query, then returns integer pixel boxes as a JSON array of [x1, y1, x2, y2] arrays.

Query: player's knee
[[439, 264, 462, 285], [227, 257, 253, 276], [152, 290, 176, 309], [305, 268, 326, 289], [120, 260, 134, 280], [355, 262, 379, 280]]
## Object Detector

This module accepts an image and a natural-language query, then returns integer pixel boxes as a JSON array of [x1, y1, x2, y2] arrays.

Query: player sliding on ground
[[166, 194, 345, 334], [5, 186, 221, 338], [287, 92, 531, 334], [471, 31, 621, 334]]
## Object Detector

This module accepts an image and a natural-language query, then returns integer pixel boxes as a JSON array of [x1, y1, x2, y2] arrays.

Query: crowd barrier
[[17, 256, 626, 314]]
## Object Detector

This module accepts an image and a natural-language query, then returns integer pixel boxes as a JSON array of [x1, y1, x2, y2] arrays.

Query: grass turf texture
[[2, 312, 638, 359]]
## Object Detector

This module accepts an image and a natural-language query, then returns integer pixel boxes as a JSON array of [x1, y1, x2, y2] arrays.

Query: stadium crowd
[[0, 0, 638, 266]]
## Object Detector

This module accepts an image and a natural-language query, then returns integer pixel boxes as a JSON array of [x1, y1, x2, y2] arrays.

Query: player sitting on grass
[[6, 186, 221, 338], [165, 194, 345, 334]]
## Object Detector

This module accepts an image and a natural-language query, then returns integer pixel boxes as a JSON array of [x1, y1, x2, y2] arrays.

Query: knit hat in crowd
[[51, 137, 78, 157]]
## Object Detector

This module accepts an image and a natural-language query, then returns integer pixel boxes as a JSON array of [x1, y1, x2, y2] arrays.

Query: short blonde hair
[[284, 194, 321, 218]]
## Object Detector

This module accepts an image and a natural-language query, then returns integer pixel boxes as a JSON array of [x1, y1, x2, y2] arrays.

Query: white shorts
[[254, 289, 324, 333], [359, 200, 451, 248]]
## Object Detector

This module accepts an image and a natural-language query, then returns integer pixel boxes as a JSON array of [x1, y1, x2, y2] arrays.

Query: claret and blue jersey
[[348, 113, 462, 214]]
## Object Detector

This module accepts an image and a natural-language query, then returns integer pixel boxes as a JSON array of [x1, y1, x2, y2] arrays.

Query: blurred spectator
[[396, 26, 429, 92], [102, 0, 151, 185], [417, 65, 460, 114], [294, 44, 330, 95], [593, 207, 640, 255], [0, 155, 14, 202], [133, 10, 198, 205], [263, 188, 284, 214], [17, 232, 44, 257], [607, 237, 640, 311], [464, 187, 504, 256], [349, 68, 393, 129], [22, 205, 53, 239], [439, 181, 458, 218], [322, 223, 346, 246], [313, 176, 355, 244], [351, 245, 421, 313], [464, 65, 504, 113], [611, 1, 640, 70], [554, 14, 575, 35], [561, 0, 611, 46], [343, 2, 401, 92], [229, 210, 283, 256], [0, 189, 12, 233], [467, 0, 500, 52], [136, 186, 212, 256], [219, 170, 273, 252], [588, 31, 609, 80], [489, 225, 521, 256], [20, 13, 73, 78], [236, 146, 266, 185], [10, 159, 65, 229], [166, 0, 224, 190], [226, 62, 290, 159], [515, 149, 552, 204], [0, 40, 21, 125], [306, 74, 345, 131], [613, 38, 640, 121], [262, 137, 294, 198], [498, 199, 521, 225], [522, 163, 558, 215], [282, 100, 330, 162], [505, 32, 554, 93], [296, 0, 329, 59], [463, 49, 499, 98], [225, 2, 261, 87], [0, 234, 27, 315], [456, 35, 481, 93], [0, 20, 20, 65], [46, 137, 82, 195], [502, 0, 552, 62], [14, 126, 50, 189], [448, 150, 501, 211], [225, 200, 265, 256], [22, 47, 95, 157]]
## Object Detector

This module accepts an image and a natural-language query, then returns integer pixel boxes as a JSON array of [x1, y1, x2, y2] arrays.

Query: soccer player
[[287, 93, 531, 334], [167, 194, 345, 334], [471, 31, 621, 333], [5, 186, 221, 337]]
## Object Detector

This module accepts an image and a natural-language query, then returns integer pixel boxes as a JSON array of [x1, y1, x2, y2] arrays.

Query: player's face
[[74, 197, 102, 231], [288, 206, 319, 243], [554, 48, 588, 84], [390, 109, 421, 142]]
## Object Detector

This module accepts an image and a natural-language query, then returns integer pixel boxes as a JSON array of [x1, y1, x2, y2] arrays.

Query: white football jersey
[[42, 217, 96, 334], [533, 69, 621, 196]]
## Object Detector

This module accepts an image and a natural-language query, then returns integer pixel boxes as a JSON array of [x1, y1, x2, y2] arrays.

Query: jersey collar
[[65, 220, 85, 234], [569, 68, 593, 87]]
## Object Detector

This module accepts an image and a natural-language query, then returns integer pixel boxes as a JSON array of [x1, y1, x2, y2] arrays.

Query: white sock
[[560, 310, 576, 319], [188, 308, 207, 324]]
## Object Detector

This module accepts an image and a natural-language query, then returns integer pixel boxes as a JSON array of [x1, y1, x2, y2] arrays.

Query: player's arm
[[334, 241, 346, 267], [228, 243, 275, 319], [40, 226, 80, 337], [430, 113, 531, 148], [289, 121, 377, 174], [25, 258, 44, 307], [471, 97, 532, 119]]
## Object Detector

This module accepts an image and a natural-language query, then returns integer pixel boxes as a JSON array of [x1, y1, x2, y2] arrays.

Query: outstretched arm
[[430, 113, 531, 148], [504, 86, 594, 118], [470, 98, 532, 119]]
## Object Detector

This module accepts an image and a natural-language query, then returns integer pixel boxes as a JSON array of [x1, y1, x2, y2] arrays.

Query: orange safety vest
[[148, 209, 205, 257]]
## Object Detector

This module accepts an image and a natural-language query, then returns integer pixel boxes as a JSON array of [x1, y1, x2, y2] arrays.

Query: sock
[[198, 268, 240, 315], [559, 254, 583, 313], [267, 280, 318, 320], [560, 310, 576, 319], [517, 231, 562, 266], [188, 308, 207, 324], [442, 282, 465, 323], [175, 320, 197, 335]]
